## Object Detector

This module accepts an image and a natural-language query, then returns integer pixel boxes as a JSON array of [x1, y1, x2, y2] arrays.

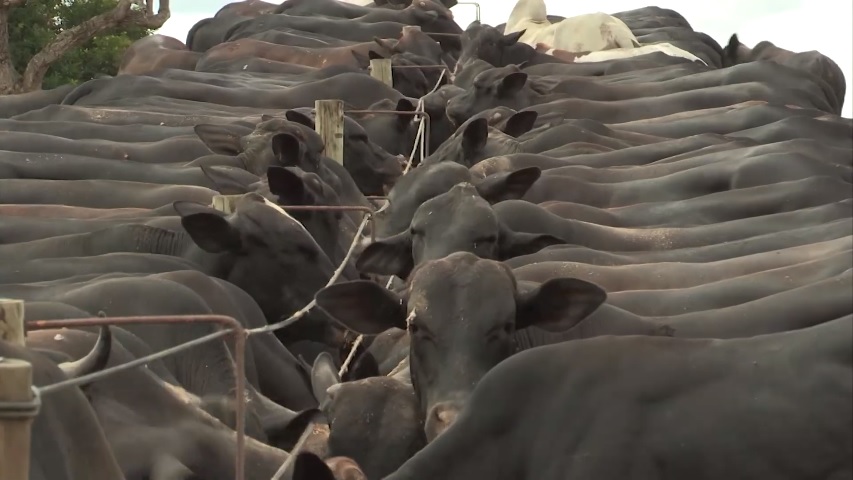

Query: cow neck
[[131, 224, 233, 277]]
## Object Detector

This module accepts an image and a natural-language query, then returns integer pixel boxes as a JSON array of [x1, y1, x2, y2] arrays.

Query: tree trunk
[[0, 0, 27, 94], [0, 0, 171, 94]]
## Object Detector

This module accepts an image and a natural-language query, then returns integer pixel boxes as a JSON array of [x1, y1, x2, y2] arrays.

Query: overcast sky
[[156, 0, 852, 117]]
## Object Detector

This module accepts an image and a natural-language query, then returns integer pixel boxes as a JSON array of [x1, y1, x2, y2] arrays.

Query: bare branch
[[18, 0, 170, 91], [0, 0, 27, 9]]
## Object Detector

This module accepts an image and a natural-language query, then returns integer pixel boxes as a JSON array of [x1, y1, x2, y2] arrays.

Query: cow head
[[357, 182, 564, 278], [407, 0, 462, 35], [375, 161, 542, 239], [174, 193, 345, 351], [420, 84, 466, 153], [353, 49, 434, 98], [351, 98, 420, 158], [200, 165, 351, 269], [309, 353, 426, 479], [423, 110, 537, 167], [445, 64, 533, 125], [457, 22, 526, 71], [284, 109, 405, 196], [315, 252, 607, 442]]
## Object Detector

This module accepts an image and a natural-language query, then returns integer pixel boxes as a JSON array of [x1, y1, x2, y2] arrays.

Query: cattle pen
[[0, 56, 444, 480], [0, 1, 850, 479]]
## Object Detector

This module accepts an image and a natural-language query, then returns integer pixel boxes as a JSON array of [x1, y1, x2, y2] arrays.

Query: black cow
[[723, 34, 846, 115], [314, 252, 615, 441], [300, 316, 853, 480], [356, 182, 563, 278], [0, 328, 125, 480]]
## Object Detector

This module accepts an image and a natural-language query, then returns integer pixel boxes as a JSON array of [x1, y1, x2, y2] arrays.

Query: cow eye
[[408, 323, 420, 334], [410, 227, 421, 236]]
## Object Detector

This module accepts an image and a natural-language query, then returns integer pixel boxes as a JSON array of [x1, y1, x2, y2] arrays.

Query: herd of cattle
[[0, 0, 851, 478]]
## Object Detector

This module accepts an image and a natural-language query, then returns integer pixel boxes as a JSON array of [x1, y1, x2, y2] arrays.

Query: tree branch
[[19, 0, 170, 91], [0, 0, 27, 9]]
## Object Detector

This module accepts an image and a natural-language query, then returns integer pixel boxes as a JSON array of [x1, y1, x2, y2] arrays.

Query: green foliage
[[8, 0, 151, 89]]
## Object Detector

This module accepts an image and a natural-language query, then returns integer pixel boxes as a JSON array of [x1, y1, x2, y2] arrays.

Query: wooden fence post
[[0, 300, 24, 346], [369, 58, 393, 87], [211, 194, 238, 214], [314, 99, 344, 165], [0, 298, 34, 480]]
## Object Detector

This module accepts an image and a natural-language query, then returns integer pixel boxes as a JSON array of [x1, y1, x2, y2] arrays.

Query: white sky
[[156, 0, 852, 117]]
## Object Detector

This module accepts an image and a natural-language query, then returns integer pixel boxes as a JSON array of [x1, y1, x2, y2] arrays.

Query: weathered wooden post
[[0, 298, 34, 480], [314, 99, 344, 165], [211, 194, 238, 214], [369, 58, 393, 87]]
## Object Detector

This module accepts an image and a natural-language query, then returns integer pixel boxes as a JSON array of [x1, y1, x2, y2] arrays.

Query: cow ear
[[311, 352, 341, 404], [462, 117, 489, 155], [723, 33, 741, 65], [497, 223, 565, 259], [266, 408, 327, 452], [201, 165, 252, 195], [179, 212, 242, 254], [315, 280, 408, 334], [266, 166, 307, 205], [293, 452, 336, 480], [194, 124, 244, 155], [501, 30, 525, 45], [355, 231, 415, 278], [515, 277, 606, 331], [498, 72, 527, 95], [501, 111, 537, 138], [271, 133, 302, 167], [351, 50, 370, 68], [374, 37, 399, 53], [285, 110, 316, 129], [345, 351, 380, 381], [475, 166, 541, 203]]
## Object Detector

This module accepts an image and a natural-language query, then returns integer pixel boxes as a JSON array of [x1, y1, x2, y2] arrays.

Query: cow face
[[200, 165, 350, 269], [353, 98, 420, 158], [421, 84, 466, 152], [375, 162, 542, 239], [310, 353, 426, 479], [175, 193, 344, 349], [284, 109, 405, 196], [357, 182, 564, 278], [445, 65, 532, 126], [314, 252, 607, 442], [456, 22, 526, 72]]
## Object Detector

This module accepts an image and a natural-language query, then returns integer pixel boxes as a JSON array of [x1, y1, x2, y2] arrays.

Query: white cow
[[504, 0, 639, 52], [536, 42, 709, 66]]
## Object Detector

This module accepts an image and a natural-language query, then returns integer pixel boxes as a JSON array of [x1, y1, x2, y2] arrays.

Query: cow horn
[[59, 325, 112, 379]]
